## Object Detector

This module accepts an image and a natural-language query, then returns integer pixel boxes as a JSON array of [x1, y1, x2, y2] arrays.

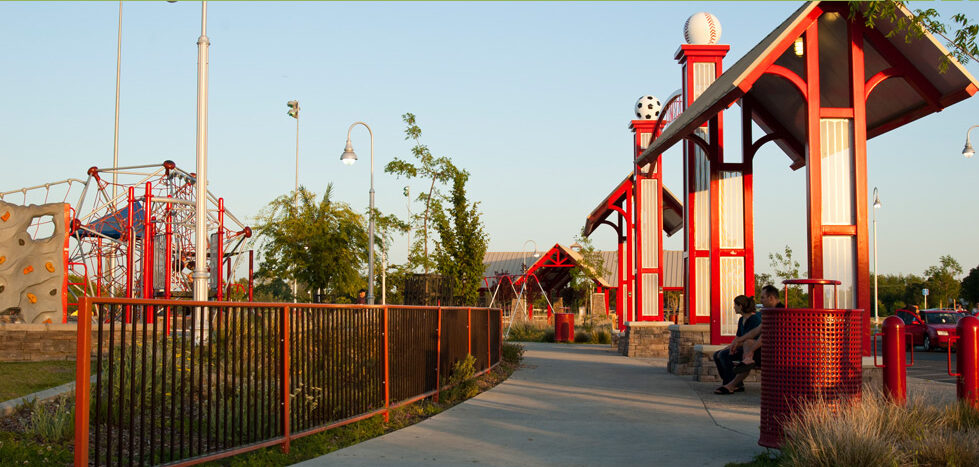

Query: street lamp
[[287, 99, 299, 302], [192, 0, 210, 305], [340, 122, 376, 304], [873, 187, 881, 329], [962, 125, 978, 158]]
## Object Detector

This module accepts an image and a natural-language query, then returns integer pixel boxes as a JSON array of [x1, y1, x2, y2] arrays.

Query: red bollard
[[874, 316, 909, 404], [955, 316, 979, 406]]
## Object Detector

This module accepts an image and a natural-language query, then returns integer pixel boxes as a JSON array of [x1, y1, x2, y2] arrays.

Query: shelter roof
[[483, 246, 683, 290], [582, 174, 683, 238], [637, 1, 979, 170]]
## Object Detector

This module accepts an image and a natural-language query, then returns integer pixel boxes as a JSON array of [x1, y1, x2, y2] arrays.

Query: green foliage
[[0, 360, 76, 402], [852, 0, 979, 72], [501, 342, 524, 364], [566, 235, 607, 313], [962, 265, 979, 307], [385, 113, 459, 274], [507, 321, 550, 342], [573, 331, 590, 343], [26, 396, 74, 443], [924, 254, 963, 308], [768, 245, 809, 308], [432, 169, 489, 306], [0, 432, 72, 466], [441, 355, 478, 404], [255, 186, 368, 303]]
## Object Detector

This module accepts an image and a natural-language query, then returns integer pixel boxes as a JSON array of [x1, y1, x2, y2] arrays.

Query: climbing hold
[[1, 211, 9, 222], [49, 289, 57, 296], [45, 261, 55, 272], [23, 265, 33, 274], [0, 256, 5, 265], [27, 293, 37, 304]]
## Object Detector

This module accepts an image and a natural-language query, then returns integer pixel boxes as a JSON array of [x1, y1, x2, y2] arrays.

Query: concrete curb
[[0, 381, 76, 417]]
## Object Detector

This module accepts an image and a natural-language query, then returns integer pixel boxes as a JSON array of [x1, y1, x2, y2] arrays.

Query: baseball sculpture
[[683, 12, 722, 45], [635, 95, 662, 120]]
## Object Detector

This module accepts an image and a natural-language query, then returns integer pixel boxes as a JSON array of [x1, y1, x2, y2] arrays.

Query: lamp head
[[963, 140, 975, 159], [340, 139, 357, 165], [872, 187, 881, 209]]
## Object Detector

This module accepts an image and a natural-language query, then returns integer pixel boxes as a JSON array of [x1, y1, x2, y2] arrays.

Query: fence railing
[[74, 296, 502, 466]]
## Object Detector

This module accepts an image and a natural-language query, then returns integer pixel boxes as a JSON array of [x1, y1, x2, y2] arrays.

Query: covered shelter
[[635, 1, 977, 350]]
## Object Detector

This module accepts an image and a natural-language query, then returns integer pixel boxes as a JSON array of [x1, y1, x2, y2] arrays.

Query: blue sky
[[1, 1, 978, 279]]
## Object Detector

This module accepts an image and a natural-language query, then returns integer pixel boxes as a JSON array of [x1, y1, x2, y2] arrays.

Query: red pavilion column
[[631, 120, 666, 322]]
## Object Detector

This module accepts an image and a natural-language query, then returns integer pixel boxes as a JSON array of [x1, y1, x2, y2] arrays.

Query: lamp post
[[287, 100, 299, 302], [340, 122, 376, 305], [192, 0, 210, 305], [962, 125, 979, 158], [873, 187, 881, 329]]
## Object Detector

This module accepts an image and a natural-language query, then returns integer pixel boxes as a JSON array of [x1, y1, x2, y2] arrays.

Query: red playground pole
[[142, 182, 153, 323], [216, 198, 224, 301], [125, 187, 135, 323], [248, 249, 254, 302]]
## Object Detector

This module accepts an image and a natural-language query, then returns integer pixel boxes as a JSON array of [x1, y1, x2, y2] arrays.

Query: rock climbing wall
[[0, 200, 69, 323]]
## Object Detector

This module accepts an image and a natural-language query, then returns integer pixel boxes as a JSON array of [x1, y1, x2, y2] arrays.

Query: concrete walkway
[[299, 342, 767, 467]]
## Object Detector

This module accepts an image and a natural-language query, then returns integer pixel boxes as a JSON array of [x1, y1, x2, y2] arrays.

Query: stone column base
[[618, 321, 672, 357]]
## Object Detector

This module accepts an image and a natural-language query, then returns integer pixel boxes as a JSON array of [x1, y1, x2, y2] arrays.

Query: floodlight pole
[[109, 0, 123, 293], [873, 187, 880, 328], [193, 0, 210, 304]]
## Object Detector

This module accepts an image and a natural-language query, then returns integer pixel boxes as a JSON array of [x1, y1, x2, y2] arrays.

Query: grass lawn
[[0, 361, 77, 402]]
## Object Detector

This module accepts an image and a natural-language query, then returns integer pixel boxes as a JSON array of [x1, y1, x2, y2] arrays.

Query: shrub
[[780, 389, 979, 467], [501, 342, 524, 364], [441, 355, 478, 404], [27, 396, 75, 443], [506, 322, 549, 342], [594, 329, 611, 344], [573, 331, 590, 343], [543, 328, 555, 343]]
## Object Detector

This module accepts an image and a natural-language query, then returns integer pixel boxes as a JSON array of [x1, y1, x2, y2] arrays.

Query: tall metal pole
[[109, 0, 122, 292], [873, 187, 879, 328], [289, 100, 299, 303], [193, 0, 210, 304]]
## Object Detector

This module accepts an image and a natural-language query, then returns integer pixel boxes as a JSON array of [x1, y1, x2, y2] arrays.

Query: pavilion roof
[[636, 1, 979, 170], [582, 174, 683, 238]]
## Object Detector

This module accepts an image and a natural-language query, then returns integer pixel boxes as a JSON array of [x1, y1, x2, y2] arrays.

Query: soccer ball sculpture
[[683, 12, 722, 45], [635, 95, 662, 120]]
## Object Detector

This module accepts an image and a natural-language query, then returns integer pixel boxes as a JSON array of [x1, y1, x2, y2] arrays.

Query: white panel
[[720, 257, 745, 336], [696, 257, 710, 317], [820, 119, 855, 225], [694, 129, 711, 251], [823, 236, 856, 309], [641, 273, 659, 317], [693, 62, 715, 102], [640, 132, 653, 150], [640, 178, 658, 268], [719, 171, 745, 249]]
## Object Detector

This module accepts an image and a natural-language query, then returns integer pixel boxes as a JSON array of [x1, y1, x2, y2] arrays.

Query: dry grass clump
[[780, 388, 979, 466]]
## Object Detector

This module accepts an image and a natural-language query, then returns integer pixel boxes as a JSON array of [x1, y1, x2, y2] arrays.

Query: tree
[[431, 169, 489, 306], [924, 255, 963, 308], [385, 113, 458, 274], [962, 265, 979, 307], [256, 186, 368, 303], [853, 1, 978, 72], [565, 235, 607, 314], [768, 245, 809, 308]]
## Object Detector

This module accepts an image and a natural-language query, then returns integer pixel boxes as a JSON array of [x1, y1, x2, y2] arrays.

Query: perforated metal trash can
[[555, 313, 574, 343], [758, 307, 864, 448]]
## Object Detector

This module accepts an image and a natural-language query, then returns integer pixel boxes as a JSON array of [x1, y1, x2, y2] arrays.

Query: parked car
[[894, 308, 963, 351]]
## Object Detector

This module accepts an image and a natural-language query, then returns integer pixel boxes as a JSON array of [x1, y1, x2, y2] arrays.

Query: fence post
[[487, 310, 491, 370], [467, 308, 472, 357], [384, 306, 390, 423], [498, 309, 503, 364], [281, 306, 291, 454], [435, 307, 442, 403], [74, 295, 92, 467]]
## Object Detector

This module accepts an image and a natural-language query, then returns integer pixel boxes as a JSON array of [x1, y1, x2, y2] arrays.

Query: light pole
[[873, 187, 880, 328], [962, 125, 979, 158], [192, 0, 210, 304], [287, 100, 299, 302], [340, 122, 376, 305], [109, 0, 123, 291]]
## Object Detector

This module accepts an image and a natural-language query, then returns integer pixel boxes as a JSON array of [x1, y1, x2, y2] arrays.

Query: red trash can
[[555, 313, 574, 342], [758, 279, 864, 449]]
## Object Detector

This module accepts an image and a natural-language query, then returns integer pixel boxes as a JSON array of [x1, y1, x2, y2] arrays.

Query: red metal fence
[[74, 296, 502, 466]]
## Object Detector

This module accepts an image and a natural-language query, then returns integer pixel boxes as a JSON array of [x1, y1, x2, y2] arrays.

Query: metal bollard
[[953, 316, 979, 406], [874, 316, 911, 404]]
